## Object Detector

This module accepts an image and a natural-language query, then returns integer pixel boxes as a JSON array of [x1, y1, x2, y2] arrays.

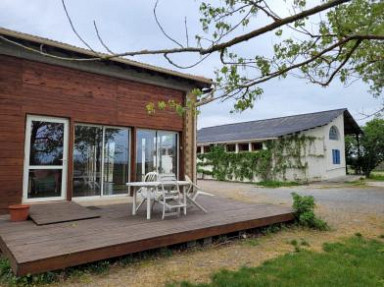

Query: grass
[[0, 247, 174, 286], [168, 236, 384, 287], [368, 173, 384, 181], [255, 180, 303, 188]]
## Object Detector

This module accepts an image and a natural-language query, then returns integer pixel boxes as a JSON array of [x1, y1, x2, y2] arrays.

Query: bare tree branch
[[93, 21, 115, 54], [357, 107, 384, 120], [61, 0, 99, 55], [308, 39, 362, 86], [163, 53, 211, 69], [184, 17, 189, 47], [237, 35, 381, 89], [153, 0, 183, 48]]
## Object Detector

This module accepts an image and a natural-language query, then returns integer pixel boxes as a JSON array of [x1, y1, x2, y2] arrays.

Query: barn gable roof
[[198, 108, 362, 144]]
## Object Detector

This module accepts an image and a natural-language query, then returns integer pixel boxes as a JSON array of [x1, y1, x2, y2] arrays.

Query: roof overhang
[[0, 27, 212, 92], [197, 137, 278, 145], [343, 110, 363, 135]]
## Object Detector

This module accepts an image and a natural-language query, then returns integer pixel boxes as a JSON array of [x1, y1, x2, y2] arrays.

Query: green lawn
[[168, 236, 384, 287], [369, 172, 384, 181]]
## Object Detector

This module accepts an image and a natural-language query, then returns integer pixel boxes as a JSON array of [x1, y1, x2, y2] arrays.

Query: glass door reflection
[[23, 116, 68, 201], [73, 124, 130, 197], [136, 130, 178, 180], [103, 128, 129, 195], [73, 125, 103, 197]]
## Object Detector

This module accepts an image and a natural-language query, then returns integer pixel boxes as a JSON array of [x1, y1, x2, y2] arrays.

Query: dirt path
[[55, 180, 384, 287]]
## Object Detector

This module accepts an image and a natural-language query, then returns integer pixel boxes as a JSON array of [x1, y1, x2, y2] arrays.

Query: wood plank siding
[[0, 54, 187, 214]]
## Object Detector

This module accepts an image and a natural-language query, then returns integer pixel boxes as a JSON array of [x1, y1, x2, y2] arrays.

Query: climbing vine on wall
[[197, 134, 316, 181]]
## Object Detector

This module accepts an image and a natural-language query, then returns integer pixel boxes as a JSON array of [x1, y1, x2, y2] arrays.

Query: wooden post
[[356, 133, 361, 175], [183, 91, 197, 182]]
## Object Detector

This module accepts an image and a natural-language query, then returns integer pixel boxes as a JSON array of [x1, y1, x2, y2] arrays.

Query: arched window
[[329, 126, 339, 140]]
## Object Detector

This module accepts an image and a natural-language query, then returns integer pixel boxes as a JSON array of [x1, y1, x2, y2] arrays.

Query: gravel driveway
[[199, 180, 384, 236]]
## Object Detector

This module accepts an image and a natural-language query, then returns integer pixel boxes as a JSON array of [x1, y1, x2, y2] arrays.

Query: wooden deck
[[0, 196, 293, 276]]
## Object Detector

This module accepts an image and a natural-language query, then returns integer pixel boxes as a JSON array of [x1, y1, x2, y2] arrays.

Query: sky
[[0, 0, 382, 129]]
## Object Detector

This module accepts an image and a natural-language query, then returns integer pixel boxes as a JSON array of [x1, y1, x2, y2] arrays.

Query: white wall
[[197, 114, 347, 182], [282, 127, 326, 182], [324, 114, 346, 178]]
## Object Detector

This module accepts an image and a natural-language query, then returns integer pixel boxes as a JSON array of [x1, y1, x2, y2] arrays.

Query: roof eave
[[0, 27, 213, 87]]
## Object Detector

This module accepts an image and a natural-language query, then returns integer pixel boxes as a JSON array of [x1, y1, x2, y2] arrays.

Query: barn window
[[332, 149, 341, 164], [226, 144, 236, 152], [329, 126, 339, 140], [238, 143, 249, 152], [251, 142, 263, 151]]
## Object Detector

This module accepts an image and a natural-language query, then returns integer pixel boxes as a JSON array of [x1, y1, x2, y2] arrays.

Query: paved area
[[199, 180, 384, 235]]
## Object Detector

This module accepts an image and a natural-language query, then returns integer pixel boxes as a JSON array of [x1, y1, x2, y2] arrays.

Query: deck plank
[[0, 196, 293, 275]]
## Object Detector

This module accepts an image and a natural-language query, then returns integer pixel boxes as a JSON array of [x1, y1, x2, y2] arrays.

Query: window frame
[[72, 123, 131, 199], [329, 126, 339, 141], [136, 129, 179, 181], [332, 149, 341, 164]]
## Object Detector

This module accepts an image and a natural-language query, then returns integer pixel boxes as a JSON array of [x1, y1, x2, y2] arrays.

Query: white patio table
[[126, 181, 191, 220]]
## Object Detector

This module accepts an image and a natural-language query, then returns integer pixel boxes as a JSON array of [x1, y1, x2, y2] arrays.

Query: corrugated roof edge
[[198, 108, 347, 131], [0, 27, 212, 85]]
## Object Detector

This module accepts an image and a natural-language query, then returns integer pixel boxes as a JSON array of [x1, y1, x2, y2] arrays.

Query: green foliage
[[0, 256, 58, 286], [198, 135, 314, 182], [360, 118, 384, 177], [198, 145, 273, 181], [291, 192, 329, 230], [346, 118, 384, 177], [256, 180, 302, 188], [369, 173, 384, 181], [0, 255, 112, 286], [196, 0, 384, 112], [167, 237, 384, 287]]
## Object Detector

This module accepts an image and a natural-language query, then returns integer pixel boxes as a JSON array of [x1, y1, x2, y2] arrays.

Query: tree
[[346, 118, 384, 177], [360, 118, 384, 176], [1, 0, 382, 112]]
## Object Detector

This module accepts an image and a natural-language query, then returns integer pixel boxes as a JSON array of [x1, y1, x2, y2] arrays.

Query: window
[[197, 146, 202, 154], [73, 124, 130, 197], [251, 142, 263, 151], [226, 144, 236, 152], [332, 149, 341, 164], [238, 143, 249, 152], [329, 126, 339, 140], [136, 130, 178, 180], [204, 145, 211, 153]]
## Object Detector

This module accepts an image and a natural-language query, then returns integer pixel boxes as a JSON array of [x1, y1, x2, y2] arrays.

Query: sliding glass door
[[73, 124, 130, 198], [103, 128, 130, 195], [136, 130, 178, 180]]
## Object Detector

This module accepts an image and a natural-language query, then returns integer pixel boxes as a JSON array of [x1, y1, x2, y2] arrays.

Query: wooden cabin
[[0, 27, 212, 214]]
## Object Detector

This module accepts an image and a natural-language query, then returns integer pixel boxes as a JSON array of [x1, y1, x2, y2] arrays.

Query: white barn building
[[197, 109, 362, 182]]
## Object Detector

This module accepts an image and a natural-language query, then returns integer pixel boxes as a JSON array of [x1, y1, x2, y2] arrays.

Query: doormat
[[29, 202, 100, 225]]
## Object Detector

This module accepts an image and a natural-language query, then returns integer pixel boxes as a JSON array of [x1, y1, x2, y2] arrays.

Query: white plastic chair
[[157, 174, 186, 219], [135, 171, 158, 212], [185, 175, 214, 213]]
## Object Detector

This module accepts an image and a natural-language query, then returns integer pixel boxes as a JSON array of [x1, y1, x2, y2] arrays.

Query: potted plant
[[9, 204, 30, 221]]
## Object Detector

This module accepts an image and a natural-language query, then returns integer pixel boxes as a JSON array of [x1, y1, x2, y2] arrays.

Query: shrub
[[291, 192, 329, 230]]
